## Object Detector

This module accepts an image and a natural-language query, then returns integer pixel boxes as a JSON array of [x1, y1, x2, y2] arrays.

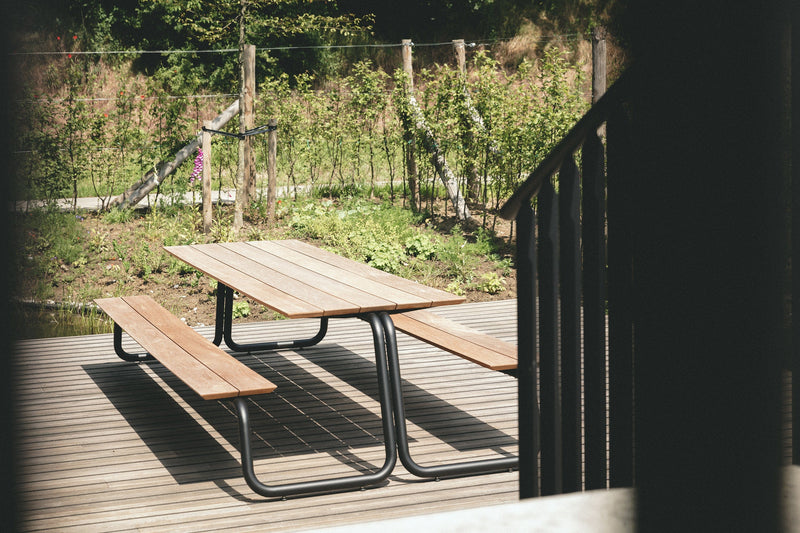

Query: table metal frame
[[164, 241, 516, 496]]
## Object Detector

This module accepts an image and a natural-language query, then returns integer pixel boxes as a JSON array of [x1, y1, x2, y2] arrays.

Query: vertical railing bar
[[517, 201, 540, 498], [606, 105, 635, 488], [559, 156, 582, 492], [581, 130, 608, 489], [538, 176, 562, 495], [793, 85, 799, 466]]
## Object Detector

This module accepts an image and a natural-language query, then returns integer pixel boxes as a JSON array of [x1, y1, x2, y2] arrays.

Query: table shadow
[[301, 344, 517, 454], [83, 351, 390, 486]]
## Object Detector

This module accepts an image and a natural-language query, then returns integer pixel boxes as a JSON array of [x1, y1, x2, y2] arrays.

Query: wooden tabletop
[[164, 239, 465, 319]]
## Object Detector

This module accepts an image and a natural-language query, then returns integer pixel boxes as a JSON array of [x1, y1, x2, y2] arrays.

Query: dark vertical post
[[517, 201, 540, 498], [559, 157, 582, 492], [538, 177, 562, 495], [624, 3, 786, 531], [606, 105, 635, 488], [0, 4, 18, 527], [581, 131, 608, 489], [794, 0, 800, 466]]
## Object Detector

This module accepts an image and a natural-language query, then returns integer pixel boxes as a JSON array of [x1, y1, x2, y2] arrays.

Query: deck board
[[16, 300, 520, 532], [16, 298, 795, 531]]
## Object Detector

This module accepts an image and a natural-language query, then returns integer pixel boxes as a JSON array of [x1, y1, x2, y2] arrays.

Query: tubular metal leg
[[380, 313, 518, 479], [233, 313, 396, 498], [217, 284, 328, 352], [212, 282, 225, 346], [112, 323, 154, 362]]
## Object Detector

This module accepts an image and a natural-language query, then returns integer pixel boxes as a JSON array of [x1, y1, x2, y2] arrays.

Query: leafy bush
[[474, 272, 506, 294], [404, 232, 439, 260]]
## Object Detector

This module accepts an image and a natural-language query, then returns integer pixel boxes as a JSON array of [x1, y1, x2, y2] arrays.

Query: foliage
[[13, 37, 587, 233], [232, 300, 251, 319], [474, 272, 506, 294]]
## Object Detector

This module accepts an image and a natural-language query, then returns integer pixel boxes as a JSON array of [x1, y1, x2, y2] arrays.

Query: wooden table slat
[[249, 241, 430, 310], [164, 245, 323, 318], [220, 242, 390, 313], [211, 243, 362, 315], [274, 239, 465, 308]]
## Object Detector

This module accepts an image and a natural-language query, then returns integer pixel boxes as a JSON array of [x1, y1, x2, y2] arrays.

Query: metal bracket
[[212, 284, 327, 352], [202, 124, 276, 139]]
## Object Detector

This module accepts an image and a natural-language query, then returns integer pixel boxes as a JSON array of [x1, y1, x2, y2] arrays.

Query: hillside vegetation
[[10, 1, 622, 338]]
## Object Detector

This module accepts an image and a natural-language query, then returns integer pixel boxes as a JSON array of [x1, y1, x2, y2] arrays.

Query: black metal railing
[[503, 68, 798, 499], [499, 73, 635, 497]]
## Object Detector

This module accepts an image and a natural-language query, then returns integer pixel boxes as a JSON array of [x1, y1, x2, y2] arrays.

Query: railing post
[[558, 157, 582, 492], [516, 201, 540, 498], [538, 177, 562, 495], [582, 131, 608, 489], [606, 104, 635, 488]]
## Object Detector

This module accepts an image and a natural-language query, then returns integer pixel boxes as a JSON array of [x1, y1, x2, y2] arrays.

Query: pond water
[[15, 305, 113, 340]]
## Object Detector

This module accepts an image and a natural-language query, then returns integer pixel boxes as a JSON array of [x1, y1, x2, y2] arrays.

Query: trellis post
[[202, 123, 212, 234]]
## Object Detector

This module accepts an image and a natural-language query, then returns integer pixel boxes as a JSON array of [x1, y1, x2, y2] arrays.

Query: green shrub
[[474, 272, 506, 294]]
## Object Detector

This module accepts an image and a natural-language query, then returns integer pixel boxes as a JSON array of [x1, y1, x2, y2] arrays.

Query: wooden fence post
[[592, 27, 607, 104], [592, 27, 607, 138], [234, 42, 255, 234], [454, 38, 480, 201], [243, 43, 256, 204], [202, 123, 212, 234], [267, 118, 277, 224], [453, 39, 466, 74], [401, 39, 419, 211], [110, 100, 239, 209]]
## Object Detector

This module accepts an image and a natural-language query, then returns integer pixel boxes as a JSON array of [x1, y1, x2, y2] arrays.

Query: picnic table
[[99, 239, 516, 498]]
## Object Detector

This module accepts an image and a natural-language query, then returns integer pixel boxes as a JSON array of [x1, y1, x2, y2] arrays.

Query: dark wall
[[619, 2, 792, 531], [1, 0, 19, 527]]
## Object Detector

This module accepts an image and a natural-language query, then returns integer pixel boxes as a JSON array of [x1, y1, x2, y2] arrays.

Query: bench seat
[[390, 309, 517, 371], [95, 295, 276, 399], [95, 295, 397, 498]]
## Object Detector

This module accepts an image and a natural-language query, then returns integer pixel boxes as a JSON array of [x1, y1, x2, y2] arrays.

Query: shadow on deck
[[16, 300, 519, 532]]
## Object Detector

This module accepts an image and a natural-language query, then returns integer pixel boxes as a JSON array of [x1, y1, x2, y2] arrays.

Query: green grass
[[15, 194, 514, 338]]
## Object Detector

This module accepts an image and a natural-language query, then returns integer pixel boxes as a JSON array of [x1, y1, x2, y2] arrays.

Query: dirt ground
[[17, 201, 518, 334]]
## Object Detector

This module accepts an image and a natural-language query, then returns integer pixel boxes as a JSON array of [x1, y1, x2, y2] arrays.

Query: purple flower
[[189, 149, 203, 184]]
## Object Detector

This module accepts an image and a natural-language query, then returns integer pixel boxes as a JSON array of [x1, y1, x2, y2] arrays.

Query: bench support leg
[[112, 323, 155, 362], [214, 284, 328, 352], [380, 313, 518, 479], [233, 312, 396, 498]]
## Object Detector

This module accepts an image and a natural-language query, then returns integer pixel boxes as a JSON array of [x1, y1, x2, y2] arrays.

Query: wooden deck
[[16, 300, 520, 532]]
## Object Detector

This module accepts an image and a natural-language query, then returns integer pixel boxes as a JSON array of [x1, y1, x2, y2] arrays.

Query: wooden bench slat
[[123, 296, 276, 398], [95, 297, 237, 399], [95, 296, 276, 400], [399, 310, 518, 359], [391, 310, 517, 371]]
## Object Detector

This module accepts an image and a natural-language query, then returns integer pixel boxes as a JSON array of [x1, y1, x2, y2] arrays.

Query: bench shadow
[[83, 350, 390, 488], [302, 343, 517, 454]]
